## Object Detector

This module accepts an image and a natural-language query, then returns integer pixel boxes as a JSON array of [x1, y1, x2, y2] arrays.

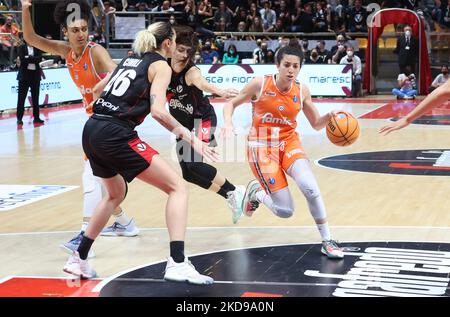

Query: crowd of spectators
[[114, 0, 450, 34]]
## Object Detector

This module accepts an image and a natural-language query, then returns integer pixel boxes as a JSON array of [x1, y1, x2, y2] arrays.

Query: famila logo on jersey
[[304, 246, 450, 297]]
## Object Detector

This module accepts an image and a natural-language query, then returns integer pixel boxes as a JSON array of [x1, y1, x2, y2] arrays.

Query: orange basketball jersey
[[249, 75, 303, 143], [66, 42, 101, 114]]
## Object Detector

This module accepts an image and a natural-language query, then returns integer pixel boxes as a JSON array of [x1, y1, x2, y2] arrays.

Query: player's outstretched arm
[[220, 77, 262, 138], [21, 0, 69, 57], [302, 84, 336, 130], [379, 80, 450, 136], [186, 67, 238, 99]]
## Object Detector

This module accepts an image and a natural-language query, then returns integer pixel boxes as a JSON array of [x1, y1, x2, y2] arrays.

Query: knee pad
[[273, 205, 294, 218], [82, 169, 102, 195], [301, 186, 321, 201]]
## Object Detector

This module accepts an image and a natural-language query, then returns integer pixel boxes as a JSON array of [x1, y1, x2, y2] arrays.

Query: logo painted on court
[[317, 150, 450, 176], [98, 241, 450, 297], [0, 185, 78, 211]]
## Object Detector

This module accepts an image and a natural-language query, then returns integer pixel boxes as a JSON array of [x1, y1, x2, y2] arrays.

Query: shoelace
[[110, 222, 125, 230], [69, 233, 83, 244], [326, 239, 340, 249], [227, 191, 238, 210]]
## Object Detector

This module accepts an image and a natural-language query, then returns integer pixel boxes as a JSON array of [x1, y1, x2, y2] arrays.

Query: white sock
[[317, 222, 331, 241], [81, 222, 89, 232], [114, 210, 131, 226]]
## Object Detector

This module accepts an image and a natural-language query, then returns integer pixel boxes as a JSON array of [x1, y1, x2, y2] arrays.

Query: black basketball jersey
[[167, 62, 213, 131], [93, 52, 167, 127]]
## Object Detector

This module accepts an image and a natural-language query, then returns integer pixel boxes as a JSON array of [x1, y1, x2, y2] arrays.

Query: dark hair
[[442, 65, 449, 69], [173, 26, 198, 61], [276, 42, 303, 65], [54, 0, 91, 27], [227, 44, 238, 57]]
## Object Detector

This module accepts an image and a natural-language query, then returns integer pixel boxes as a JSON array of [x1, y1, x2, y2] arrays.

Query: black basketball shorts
[[82, 116, 158, 183]]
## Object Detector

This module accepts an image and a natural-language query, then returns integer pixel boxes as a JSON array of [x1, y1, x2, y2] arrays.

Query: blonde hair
[[132, 22, 174, 56]]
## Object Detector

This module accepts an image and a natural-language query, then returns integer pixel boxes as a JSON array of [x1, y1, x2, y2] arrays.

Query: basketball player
[[168, 26, 250, 224], [221, 44, 344, 258], [21, 0, 139, 257], [379, 79, 450, 135], [63, 22, 216, 283]]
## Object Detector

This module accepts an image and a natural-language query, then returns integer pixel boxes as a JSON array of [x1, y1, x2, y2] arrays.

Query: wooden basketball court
[[1, 96, 450, 297]]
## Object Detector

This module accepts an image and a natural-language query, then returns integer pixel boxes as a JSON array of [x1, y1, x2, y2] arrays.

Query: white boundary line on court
[[91, 238, 450, 293], [1, 225, 450, 237], [356, 102, 389, 118]]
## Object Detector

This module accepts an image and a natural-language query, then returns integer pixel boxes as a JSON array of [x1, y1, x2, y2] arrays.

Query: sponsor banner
[[198, 64, 352, 97], [0, 185, 78, 211], [0, 68, 82, 111]]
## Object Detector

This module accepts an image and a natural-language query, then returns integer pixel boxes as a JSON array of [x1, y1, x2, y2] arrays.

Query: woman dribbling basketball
[[221, 42, 344, 259]]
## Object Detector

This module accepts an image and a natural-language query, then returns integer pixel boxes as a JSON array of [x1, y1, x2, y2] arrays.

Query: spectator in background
[[340, 46, 362, 97], [201, 40, 219, 64], [92, 26, 107, 47], [0, 16, 20, 47], [347, 0, 367, 32], [330, 8, 347, 33], [313, 2, 330, 32], [194, 50, 203, 64], [305, 48, 323, 64], [196, 0, 214, 38], [171, 0, 186, 12], [182, 0, 196, 29], [273, 17, 287, 32], [259, 1, 276, 32], [429, 65, 449, 93], [222, 44, 239, 64], [121, 0, 139, 11], [1, 15, 20, 66], [439, 1, 450, 28], [316, 40, 331, 64], [102, 1, 117, 37], [136, 2, 150, 16], [247, 2, 260, 27], [276, 0, 292, 31], [16, 39, 44, 125], [249, 16, 264, 33], [294, 2, 315, 33], [213, 1, 233, 30], [392, 65, 417, 100], [215, 17, 228, 32], [274, 36, 289, 57], [253, 38, 262, 62], [152, 0, 174, 12], [254, 41, 274, 64], [233, 7, 248, 29], [126, 49, 134, 57], [393, 25, 419, 74], [168, 14, 177, 26], [300, 38, 310, 61], [330, 34, 347, 64]]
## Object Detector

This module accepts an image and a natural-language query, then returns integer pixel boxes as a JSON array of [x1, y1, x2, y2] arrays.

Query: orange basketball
[[326, 111, 360, 146]]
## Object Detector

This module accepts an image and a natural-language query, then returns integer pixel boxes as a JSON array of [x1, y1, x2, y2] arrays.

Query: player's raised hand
[[21, 0, 33, 10], [379, 117, 409, 136]]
